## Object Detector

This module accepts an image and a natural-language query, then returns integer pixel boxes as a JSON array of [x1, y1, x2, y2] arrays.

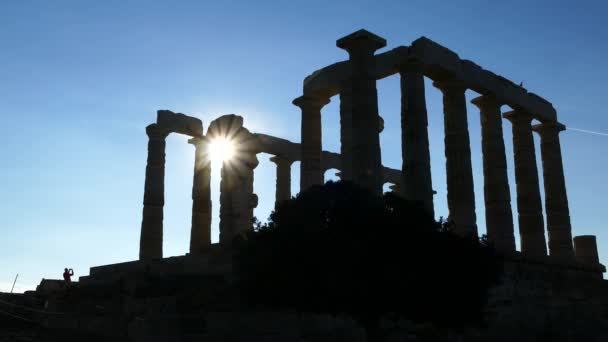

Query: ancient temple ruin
[[130, 30, 602, 279], [28, 29, 607, 341]]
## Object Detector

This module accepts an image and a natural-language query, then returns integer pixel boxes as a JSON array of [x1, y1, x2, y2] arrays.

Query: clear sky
[[1, 0, 608, 292]]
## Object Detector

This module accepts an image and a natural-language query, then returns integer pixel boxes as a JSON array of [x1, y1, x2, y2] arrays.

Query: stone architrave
[[400, 61, 434, 216], [293, 95, 329, 191], [270, 155, 293, 206], [532, 122, 574, 259], [336, 29, 386, 195], [433, 79, 477, 237], [139, 124, 169, 260], [188, 137, 212, 254], [504, 110, 547, 257], [471, 95, 516, 254]]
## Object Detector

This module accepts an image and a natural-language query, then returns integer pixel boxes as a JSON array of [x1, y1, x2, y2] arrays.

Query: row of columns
[[139, 120, 284, 260], [294, 30, 576, 260]]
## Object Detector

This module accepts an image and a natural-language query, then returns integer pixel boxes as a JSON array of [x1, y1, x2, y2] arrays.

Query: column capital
[[503, 109, 534, 124], [187, 136, 201, 146], [146, 123, 169, 140], [471, 94, 502, 110], [336, 29, 386, 54], [433, 79, 467, 94], [270, 155, 294, 166], [292, 95, 330, 110], [532, 121, 566, 137]]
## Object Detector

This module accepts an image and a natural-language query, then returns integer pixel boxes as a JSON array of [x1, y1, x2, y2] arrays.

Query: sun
[[208, 137, 235, 163]]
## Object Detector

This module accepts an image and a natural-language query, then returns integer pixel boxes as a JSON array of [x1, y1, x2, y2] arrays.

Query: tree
[[235, 181, 501, 328]]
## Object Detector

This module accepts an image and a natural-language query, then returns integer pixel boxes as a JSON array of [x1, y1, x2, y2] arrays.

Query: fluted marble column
[[400, 61, 434, 216], [433, 80, 477, 237], [337, 30, 385, 196], [270, 155, 293, 206], [139, 124, 169, 260], [293, 95, 330, 191], [188, 137, 212, 254], [532, 122, 574, 259], [504, 110, 547, 257], [472, 95, 516, 253]]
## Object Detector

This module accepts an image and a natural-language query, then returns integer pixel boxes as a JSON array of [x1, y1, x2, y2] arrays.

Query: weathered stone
[[574, 235, 600, 266], [471, 95, 515, 254], [188, 137, 212, 254], [140, 123, 169, 261], [532, 122, 574, 259], [504, 110, 547, 257], [270, 155, 293, 206], [400, 60, 434, 216], [156, 110, 203, 137], [433, 79, 477, 237], [293, 95, 330, 191], [337, 29, 385, 195]]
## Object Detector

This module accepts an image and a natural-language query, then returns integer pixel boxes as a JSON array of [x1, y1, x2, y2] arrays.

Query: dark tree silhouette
[[235, 181, 501, 328]]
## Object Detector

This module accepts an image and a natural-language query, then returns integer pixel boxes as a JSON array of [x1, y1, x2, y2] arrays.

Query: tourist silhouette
[[63, 268, 74, 284]]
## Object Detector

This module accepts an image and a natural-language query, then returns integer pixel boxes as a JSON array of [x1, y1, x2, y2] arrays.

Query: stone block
[[303, 61, 349, 98], [410, 36, 463, 80], [157, 110, 203, 137]]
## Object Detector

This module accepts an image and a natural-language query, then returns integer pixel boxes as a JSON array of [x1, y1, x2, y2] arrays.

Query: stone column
[[339, 91, 354, 181], [573, 235, 600, 265], [337, 30, 386, 196], [400, 61, 434, 216], [188, 137, 212, 254], [504, 110, 547, 257], [433, 80, 477, 237], [219, 151, 259, 246], [139, 124, 169, 260], [293, 95, 330, 191], [532, 122, 574, 259], [270, 155, 293, 206], [471, 95, 516, 254]]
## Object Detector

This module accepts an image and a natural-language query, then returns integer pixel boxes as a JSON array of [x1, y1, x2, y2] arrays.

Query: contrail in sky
[[567, 127, 608, 137]]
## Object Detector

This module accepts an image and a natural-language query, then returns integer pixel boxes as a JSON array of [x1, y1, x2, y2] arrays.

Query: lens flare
[[208, 138, 235, 163]]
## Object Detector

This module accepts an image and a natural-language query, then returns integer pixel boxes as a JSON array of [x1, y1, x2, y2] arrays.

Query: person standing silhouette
[[63, 268, 74, 284]]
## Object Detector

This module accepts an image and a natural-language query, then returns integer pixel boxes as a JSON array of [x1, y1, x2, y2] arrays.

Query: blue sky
[[1, 0, 607, 291]]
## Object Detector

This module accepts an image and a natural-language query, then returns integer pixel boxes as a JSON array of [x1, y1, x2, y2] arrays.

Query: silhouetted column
[[433, 79, 477, 237], [574, 235, 600, 265], [337, 30, 386, 195], [533, 122, 574, 259], [219, 161, 238, 246], [270, 155, 293, 206], [400, 61, 434, 216], [504, 110, 547, 257], [339, 91, 354, 181], [139, 124, 169, 260], [188, 137, 212, 254], [472, 95, 516, 254], [293, 95, 330, 191], [219, 151, 259, 246]]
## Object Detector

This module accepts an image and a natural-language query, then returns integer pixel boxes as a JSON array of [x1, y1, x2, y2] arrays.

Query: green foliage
[[235, 181, 501, 327]]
